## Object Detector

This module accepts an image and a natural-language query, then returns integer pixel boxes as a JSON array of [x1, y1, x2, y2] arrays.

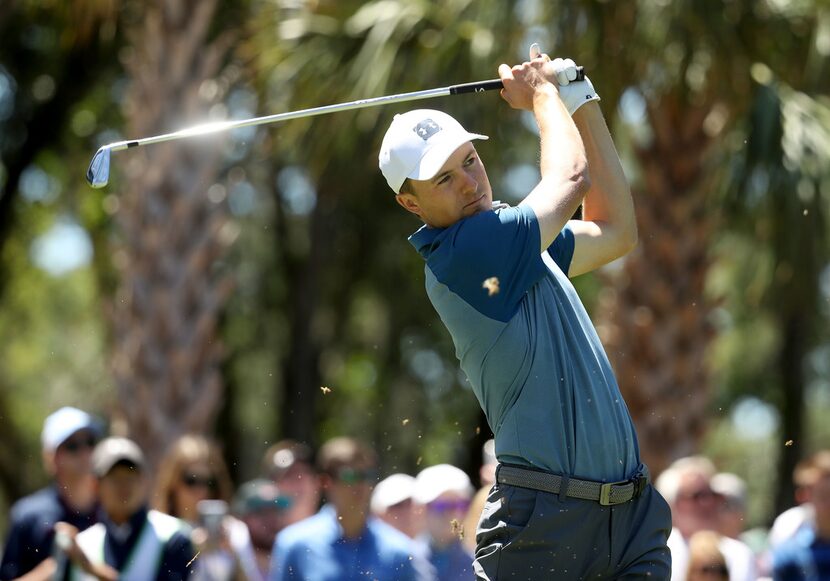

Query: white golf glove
[[529, 46, 600, 116], [550, 57, 600, 116]]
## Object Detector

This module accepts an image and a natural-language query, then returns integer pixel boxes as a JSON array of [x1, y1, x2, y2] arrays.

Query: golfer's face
[[402, 142, 492, 228]]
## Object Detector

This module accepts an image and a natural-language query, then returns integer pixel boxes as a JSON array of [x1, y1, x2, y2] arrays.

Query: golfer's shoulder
[[452, 205, 532, 246]]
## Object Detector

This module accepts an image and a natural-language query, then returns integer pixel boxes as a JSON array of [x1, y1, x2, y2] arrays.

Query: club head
[[86, 146, 111, 188]]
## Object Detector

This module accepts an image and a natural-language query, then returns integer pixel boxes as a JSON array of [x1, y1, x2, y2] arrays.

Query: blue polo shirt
[[409, 203, 640, 482], [269, 505, 433, 580], [773, 527, 830, 581]]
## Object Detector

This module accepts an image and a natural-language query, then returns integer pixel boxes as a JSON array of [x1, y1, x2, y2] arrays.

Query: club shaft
[[101, 67, 585, 152], [88, 67, 587, 187], [106, 85, 461, 152]]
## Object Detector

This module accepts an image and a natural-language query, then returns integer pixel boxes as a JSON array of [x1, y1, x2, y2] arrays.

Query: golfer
[[379, 49, 672, 579]]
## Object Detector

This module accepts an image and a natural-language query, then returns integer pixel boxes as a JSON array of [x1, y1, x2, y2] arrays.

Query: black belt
[[496, 464, 649, 506]]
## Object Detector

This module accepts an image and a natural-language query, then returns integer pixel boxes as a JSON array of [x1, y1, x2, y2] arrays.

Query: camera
[[197, 499, 228, 539]]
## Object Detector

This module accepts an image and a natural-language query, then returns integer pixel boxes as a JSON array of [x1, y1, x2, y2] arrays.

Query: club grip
[[449, 66, 585, 95]]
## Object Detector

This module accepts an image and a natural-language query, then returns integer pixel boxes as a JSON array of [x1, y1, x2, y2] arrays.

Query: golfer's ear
[[396, 193, 421, 217]]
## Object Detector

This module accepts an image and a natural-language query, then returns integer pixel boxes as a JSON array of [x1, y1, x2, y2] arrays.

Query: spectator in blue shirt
[[0, 407, 102, 580], [378, 47, 671, 579], [269, 437, 433, 580], [773, 450, 830, 580]]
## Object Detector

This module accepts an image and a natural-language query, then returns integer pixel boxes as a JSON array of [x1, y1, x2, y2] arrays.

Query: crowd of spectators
[[655, 452, 830, 580], [1, 406, 828, 580]]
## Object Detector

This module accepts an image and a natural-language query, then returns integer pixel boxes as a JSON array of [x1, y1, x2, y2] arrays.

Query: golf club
[[86, 68, 584, 188]]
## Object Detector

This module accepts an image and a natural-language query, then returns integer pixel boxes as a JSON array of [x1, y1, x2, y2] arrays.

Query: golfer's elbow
[[570, 164, 591, 204], [615, 217, 638, 258], [623, 215, 638, 250]]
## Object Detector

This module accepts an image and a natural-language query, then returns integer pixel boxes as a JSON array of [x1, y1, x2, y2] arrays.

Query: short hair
[[686, 531, 728, 578], [655, 456, 717, 505], [398, 178, 414, 196], [810, 450, 830, 478], [317, 437, 376, 476], [262, 439, 315, 479]]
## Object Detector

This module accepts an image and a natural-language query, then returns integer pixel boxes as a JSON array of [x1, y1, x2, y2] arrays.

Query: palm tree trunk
[[774, 312, 806, 515], [110, 0, 234, 469], [596, 92, 717, 476]]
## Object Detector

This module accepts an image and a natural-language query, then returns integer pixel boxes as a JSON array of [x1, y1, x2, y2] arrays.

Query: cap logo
[[413, 119, 441, 141]]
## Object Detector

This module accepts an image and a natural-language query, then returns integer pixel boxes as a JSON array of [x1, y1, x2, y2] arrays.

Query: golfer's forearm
[[524, 89, 590, 250], [573, 102, 636, 250]]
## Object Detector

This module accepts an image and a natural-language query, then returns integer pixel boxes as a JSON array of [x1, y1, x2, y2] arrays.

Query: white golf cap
[[370, 473, 416, 513], [92, 437, 145, 477], [414, 463, 474, 505], [41, 407, 102, 452], [711, 472, 748, 509], [378, 109, 488, 193]]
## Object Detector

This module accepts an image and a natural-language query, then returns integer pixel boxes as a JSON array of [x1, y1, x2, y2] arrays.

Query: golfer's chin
[[464, 193, 491, 216]]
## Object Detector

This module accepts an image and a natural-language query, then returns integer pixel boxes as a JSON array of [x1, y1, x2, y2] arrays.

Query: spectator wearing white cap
[[371, 473, 421, 539], [63, 437, 195, 581], [0, 406, 102, 580], [414, 464, 475, 581]]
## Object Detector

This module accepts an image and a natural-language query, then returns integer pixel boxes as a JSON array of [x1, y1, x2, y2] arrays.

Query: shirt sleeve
[[546, 224, 575, 275], [426, 205, 547, 322]]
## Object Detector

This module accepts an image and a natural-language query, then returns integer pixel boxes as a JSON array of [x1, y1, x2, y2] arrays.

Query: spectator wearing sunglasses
[[268, 437, 434, 580], [0, 406, 102, 580], [414, 464, 475, 581], [656, 456, 756, 581], [153, 434, 261, 580], [233, 479, 294, 580]]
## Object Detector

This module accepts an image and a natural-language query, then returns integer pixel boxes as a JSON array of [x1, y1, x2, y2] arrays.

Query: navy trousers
[[474, 480, 672, 580]]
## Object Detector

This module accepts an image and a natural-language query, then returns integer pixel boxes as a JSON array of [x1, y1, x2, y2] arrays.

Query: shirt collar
[[101, 505, 148, 540], [407, 201, 508, 259]]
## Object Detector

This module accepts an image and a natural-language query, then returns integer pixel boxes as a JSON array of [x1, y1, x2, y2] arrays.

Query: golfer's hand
[[528, 45, 601, 116], [498, 58, 558, 111]]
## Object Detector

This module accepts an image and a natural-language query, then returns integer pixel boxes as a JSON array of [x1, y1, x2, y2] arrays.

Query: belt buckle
[[599, 480, 630, 506]]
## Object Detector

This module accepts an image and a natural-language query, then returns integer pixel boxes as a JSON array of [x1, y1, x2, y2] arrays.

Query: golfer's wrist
[[532, 84, 559, 106]]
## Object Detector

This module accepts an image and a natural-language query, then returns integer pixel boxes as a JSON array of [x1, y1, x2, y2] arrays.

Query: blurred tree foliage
[[1, 0, 829, 536]]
